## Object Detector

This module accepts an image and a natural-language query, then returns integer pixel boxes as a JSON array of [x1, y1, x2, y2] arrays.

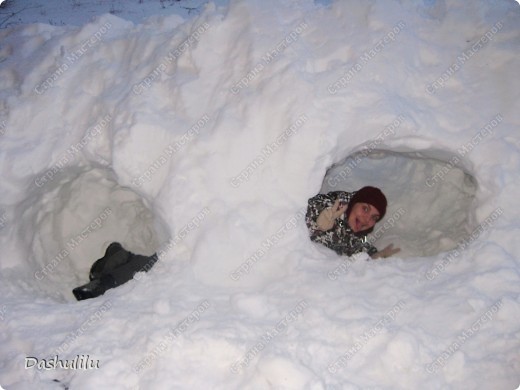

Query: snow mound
[[0, 0, 519, 389]]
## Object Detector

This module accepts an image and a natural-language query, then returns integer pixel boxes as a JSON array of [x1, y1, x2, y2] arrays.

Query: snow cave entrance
[[321, 149, 478, 257], [21, 166, 169, 302]]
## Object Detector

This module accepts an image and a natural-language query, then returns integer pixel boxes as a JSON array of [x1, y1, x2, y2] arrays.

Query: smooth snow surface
[[0, 0, 519, 389]]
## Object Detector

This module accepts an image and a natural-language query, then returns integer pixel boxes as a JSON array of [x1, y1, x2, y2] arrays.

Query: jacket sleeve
[[305, 191, 350, 237], [326, 233, 379, 257], [305, 191, 379, 257], [360, 240, 378, 257]]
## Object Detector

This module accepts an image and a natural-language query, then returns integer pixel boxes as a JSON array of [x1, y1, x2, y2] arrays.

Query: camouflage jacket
[[305, 191, 378, 257]]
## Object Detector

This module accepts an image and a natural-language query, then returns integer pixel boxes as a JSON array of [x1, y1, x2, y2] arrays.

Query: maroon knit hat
[[346, 186, 387, 219]]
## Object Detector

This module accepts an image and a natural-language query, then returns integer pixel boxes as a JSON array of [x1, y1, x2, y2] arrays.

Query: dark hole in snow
[[19, 166, 169, 302], [320, 149, 478, 258]]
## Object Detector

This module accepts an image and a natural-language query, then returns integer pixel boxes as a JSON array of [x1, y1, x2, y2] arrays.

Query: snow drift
[[0, 0, 519, 389]]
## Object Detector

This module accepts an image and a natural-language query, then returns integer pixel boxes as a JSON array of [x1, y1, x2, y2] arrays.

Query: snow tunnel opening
[[321, 148, 478, 258], [19, 166, 170, 302]]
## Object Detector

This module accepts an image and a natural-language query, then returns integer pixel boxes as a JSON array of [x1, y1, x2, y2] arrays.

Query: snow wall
[[0, 0, 519, 389]]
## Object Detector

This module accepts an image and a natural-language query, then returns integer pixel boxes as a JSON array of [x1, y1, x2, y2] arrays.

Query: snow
[[0, 0, 519, 389]]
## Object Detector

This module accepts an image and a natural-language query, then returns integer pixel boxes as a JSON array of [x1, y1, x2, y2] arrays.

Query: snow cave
[[321, 147, 478, 258], [19, 166, 169, 302]]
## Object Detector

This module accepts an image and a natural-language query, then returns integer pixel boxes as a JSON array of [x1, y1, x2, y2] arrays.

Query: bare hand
[[372, 243, 401, 259], [316, 199, 348, 231]]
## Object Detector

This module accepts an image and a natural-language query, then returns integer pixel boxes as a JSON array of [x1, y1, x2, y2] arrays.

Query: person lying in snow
[[306, 186, 400, 259], [72, 242, 157, 301]]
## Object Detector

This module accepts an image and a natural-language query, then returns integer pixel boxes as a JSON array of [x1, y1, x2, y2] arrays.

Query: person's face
[[347, 202, 381, 233]]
